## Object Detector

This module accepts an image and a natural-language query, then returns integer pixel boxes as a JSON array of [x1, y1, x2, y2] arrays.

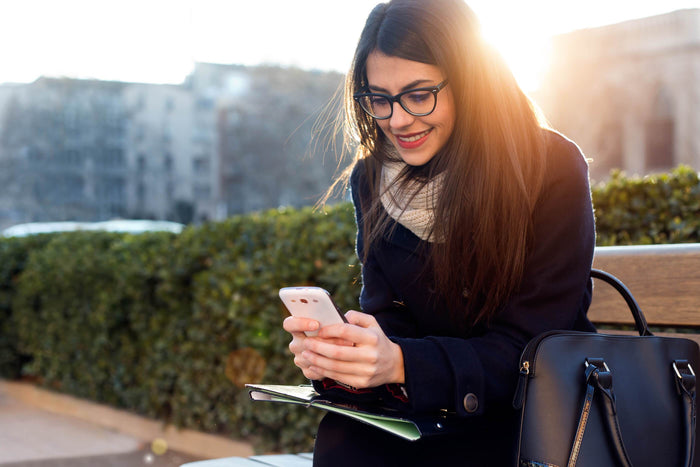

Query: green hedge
[[593, 165, 700, 245], [1, 205, 359, 453], [0, 166, 698, 453], [0, 234, 54, 377]]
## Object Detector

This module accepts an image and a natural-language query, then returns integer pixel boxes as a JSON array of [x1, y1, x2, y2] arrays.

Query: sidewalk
[[0, 391, 196, 466], [0, 381, 254, 466]]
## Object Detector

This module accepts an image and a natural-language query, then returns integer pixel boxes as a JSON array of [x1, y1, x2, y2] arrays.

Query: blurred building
[[0, 64, 343, 229], [0, 78, 129, 223], [184, 63, 257, 219], [215, 65, 343, 215], [536, 9, 700, 181], [123, 83, 198, 220]]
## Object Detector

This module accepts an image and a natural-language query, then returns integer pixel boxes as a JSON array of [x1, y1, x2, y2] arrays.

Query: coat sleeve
[[360, 135, 596, 416]]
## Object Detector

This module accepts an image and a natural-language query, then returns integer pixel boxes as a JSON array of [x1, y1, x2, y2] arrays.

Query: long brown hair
[[330, 0, 548, 325]]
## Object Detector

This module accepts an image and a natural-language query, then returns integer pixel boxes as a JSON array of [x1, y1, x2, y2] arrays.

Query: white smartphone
[[279, 286, 348, 336]]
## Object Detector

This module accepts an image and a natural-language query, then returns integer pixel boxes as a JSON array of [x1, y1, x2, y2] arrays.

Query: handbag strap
[[590, 269, 652, 337], [567, 358, 696, 467], [674, 360, 697, 467], [567, 358, 633, 467]]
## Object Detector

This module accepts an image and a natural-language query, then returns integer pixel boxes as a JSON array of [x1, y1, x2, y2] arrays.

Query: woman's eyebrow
[[368, 79, 435, 93]]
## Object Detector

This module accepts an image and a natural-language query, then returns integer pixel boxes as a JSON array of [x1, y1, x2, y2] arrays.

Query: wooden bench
[[182, 243, 700, 467], [590, 243, 700, 344]]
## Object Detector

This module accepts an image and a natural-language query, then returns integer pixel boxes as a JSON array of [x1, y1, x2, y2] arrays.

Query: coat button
[[463, 393, 478, 413]]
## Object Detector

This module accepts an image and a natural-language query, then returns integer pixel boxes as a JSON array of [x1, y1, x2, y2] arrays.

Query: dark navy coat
[[313, 130, 596, 466]]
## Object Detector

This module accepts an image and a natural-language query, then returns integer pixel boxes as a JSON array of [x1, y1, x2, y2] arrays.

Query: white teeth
[[397, 129, 430, 142]]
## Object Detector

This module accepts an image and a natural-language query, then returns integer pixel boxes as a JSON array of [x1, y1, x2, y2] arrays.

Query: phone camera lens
[[300, 298, 308, 304]]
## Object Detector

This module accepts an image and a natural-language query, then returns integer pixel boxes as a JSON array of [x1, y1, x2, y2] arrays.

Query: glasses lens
[[359, 95, 391, 119], [399, 90, 436, 116]]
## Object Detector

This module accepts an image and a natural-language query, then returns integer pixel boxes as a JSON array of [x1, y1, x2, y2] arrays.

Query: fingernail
[[309, 321, 319, 330]]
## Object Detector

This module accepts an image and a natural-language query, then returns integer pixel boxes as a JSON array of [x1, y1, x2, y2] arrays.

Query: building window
[[598, 122, 623, 173], [645, 119, 674, 170], [68, 176, 85, 202], [196, 97, 214, 110], [137, 182, 146, 204], [193, 157, 210, 174], [95, 176, 125, 218], [137, 154, 146, 171], [164, 154, 173, 171], [134, 124, 145, 142], [166, 181, 174, 201], [194, 184, 211, 200], [109, 148, 125, 167], [645, 86, 675, 170]]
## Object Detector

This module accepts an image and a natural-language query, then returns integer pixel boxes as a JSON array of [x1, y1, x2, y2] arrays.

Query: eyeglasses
[[353, 80, 448, 120]]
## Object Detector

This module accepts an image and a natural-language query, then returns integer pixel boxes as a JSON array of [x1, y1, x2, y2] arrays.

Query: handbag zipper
[[512, 330, 585, 409]]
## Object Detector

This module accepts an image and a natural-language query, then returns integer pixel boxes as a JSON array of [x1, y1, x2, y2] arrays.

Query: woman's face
[[365, 51, 456, 167]]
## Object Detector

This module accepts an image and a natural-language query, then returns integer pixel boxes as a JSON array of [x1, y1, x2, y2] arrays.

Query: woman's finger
[[283, 316, 319, 334], [288, 333, 306, 354], [344, 310, 378, 328], [303, 349, 373, 373], [303, 339, 369, 363], [317, 322, 378, 346], [307, 366, 370, 389], [301, 366, 323, 380]]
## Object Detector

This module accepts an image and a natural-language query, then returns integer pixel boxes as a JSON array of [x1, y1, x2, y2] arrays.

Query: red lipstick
[[395, 129, 431, 149]]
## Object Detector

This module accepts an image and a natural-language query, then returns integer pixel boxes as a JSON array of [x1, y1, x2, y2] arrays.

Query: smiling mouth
[[396, 129, 432, 143]]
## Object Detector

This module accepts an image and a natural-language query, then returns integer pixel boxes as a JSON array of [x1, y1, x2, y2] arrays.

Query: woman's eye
[[370, 96, 389, 107], [405, 91, 431, 104]]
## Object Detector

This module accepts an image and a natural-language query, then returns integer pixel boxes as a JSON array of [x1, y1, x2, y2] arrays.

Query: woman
[[283, 0, 595, 465]]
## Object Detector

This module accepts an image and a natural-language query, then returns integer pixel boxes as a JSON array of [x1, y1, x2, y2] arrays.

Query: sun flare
[[476, 15, 551, 93]]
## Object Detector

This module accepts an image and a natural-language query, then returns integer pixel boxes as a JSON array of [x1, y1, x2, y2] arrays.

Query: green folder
[[246, 383, 460, 441]]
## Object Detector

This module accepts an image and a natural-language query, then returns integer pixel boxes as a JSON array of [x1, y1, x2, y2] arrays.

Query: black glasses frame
[[353, 80, 449, 120]]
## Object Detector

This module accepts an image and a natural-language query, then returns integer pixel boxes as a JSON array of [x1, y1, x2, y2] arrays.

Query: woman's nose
[[389, 102, 415, 129]]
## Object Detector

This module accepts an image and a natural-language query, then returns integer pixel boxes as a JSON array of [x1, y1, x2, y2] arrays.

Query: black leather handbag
[[513, 269, 700, 467]]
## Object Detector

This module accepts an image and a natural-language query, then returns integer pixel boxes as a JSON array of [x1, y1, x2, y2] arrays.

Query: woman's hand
[[300, 310, 405, 389], [283, 316, 354, 381]]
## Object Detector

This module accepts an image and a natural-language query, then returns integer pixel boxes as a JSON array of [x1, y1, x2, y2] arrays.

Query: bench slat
[[591, 244, 700, 327], [181, 454, 313, 467], [180, 457, 267, 466], [249, 454, 313, 466]]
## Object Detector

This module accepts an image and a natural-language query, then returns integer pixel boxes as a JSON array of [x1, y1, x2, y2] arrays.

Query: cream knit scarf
[[380, 159, 444, 243]]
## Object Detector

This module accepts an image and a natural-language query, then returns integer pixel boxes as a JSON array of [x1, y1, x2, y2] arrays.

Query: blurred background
[[1, 1, 699, 463], [0, 0, 698, 230]]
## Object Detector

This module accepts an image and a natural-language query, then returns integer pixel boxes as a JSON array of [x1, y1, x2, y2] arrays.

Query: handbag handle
[[567, 357, 696, 467], [590, 269, 653, 337]]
